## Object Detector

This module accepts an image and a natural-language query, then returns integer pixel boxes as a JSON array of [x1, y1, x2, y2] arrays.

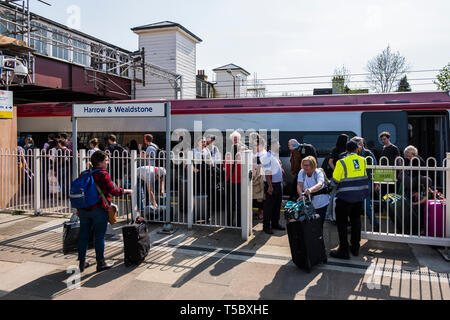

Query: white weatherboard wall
[[214, 70, 248, 98], [135, 28, 197, 100], [176, 31, 196, 99], [136, 30, 176, 100]]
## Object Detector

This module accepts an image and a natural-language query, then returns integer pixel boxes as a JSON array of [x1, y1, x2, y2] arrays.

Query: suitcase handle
[[125, 193, 132, 224], [302, 192, 312, 203]]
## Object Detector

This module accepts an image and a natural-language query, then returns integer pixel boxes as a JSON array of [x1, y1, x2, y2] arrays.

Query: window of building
[[73, 37, 88, 66], [119, 54, 129, 77], [90, 43, 104, 71], [30, 22, 48, 55], [52, 29, 69, 60], [105, 49, 118, 74], [0, 20, 23, 40]]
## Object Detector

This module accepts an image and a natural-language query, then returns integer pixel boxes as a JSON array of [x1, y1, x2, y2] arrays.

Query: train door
[[361, 111, 408, 159], [407, 111, 449, 163]]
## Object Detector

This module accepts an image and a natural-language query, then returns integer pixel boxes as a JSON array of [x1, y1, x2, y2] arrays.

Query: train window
[[278, 131, 356, 158], [303, 133, 355, 157], [377, 123, 397, 144]]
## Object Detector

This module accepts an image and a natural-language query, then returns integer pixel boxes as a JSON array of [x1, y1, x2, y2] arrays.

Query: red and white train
[[17, 91, 450, 169]]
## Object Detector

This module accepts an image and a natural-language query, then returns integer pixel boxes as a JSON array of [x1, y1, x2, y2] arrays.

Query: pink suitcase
[[425, 200, 446, 237]]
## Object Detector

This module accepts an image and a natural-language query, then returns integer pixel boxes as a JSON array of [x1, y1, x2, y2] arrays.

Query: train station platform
[[0, 211, 448, 300]]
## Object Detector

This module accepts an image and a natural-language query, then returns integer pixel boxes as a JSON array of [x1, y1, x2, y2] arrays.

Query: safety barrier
[[362, 155, 450, 246], [0, 148, 254, 240], [3, 147, 449, 246]]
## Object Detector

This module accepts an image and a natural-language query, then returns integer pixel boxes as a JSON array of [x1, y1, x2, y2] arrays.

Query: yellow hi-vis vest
[[332, 153, 369, 203]]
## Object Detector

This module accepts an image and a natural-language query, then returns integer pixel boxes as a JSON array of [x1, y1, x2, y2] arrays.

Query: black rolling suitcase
[[122, 195, 150, 266], [62, 215, 94, 255], [284, 197, 327, 272]]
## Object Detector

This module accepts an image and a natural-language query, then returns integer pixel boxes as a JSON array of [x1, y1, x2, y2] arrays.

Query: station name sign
[[73, 102, 166, 118]]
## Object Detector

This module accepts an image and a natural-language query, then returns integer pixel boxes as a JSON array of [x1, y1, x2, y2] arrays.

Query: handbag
[[95, 184, 118, 225]]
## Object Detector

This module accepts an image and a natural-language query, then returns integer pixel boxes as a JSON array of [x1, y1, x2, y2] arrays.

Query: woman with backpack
[[77, 150, 133, 273], [297, 156, 330, 227]]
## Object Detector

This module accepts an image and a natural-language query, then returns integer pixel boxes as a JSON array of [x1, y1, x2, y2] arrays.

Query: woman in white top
[[88, 138, 100, 158], [297, 156, 329, 227]]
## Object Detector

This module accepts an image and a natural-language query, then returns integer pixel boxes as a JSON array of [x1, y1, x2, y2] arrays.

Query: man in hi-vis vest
[[330, 141, 369, 259]]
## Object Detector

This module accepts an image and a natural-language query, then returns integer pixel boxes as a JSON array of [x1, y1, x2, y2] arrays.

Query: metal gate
[[362, 155, 450, 246]]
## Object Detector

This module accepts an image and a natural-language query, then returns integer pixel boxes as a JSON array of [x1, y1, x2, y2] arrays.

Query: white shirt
[[208, 145, 221, 165], [137, 166, 157, 185], [257, 150, 283, 183], [297, 169, 329, 209], [88, 148, 99, 158], [192, 147, 211, 164]]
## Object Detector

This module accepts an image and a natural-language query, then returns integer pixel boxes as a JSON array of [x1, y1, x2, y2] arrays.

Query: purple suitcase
[[425, 200, 446, 237]]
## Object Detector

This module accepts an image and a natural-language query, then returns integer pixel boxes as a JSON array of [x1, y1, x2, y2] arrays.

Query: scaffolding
[[0, 0, 182, 99], [247, 73, 266, 98]]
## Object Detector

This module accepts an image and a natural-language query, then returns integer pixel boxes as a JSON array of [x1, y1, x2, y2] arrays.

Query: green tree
[[332, 65, 351, 94], [396, 75, 411, 92], [366, 45, 409, 92], [434, 63, 450, 91]]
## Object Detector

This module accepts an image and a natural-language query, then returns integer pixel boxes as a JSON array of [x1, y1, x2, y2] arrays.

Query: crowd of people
[[14, 130, 436, 270], [16, 133, 167, 203], [280, 131, 434, 259]]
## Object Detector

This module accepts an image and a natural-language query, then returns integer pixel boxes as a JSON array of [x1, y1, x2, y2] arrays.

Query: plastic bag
[[48, 169, 61, 193]]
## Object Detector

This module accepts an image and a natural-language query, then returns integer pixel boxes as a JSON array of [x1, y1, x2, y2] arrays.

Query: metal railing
[[362, 155, 450, 246], [0, 148, 254, 240], [2, 147, 449, 246]]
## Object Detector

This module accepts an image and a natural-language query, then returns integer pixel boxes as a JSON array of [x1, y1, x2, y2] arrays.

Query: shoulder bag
[[95, 184, 118, 224]]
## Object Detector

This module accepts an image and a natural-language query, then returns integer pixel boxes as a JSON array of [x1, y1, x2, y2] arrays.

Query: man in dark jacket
[[106, 134, 126, 185]]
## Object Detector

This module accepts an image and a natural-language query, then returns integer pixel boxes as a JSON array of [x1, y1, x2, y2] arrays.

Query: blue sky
[[32, 0, 450, 93]]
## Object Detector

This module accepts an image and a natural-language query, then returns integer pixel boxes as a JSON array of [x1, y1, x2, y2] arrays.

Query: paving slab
[[228, 262, 283, 299], [110, 280, 174, 300], [167, 280, 230, 300], [0, 261, 60, 298], [0, 260, 20, 273], [135, 252, 210, 286], [54, 264, 138, 300]]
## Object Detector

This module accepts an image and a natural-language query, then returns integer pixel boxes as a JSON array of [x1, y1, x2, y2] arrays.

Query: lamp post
[[226, 69, 236, 98]]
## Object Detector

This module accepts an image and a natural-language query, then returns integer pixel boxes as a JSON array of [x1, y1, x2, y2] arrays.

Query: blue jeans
[[365, 183, 379, 227], [77, 207, 109, 263], [137, 180, 148, 213]]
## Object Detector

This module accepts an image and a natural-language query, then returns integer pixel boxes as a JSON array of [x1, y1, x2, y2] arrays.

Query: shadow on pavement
[[170, 218, 276, 288], [258, 262, 401, 300]]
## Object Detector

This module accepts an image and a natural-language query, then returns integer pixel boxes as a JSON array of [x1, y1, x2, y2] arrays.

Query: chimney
[[197, 70, 207, 81]]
